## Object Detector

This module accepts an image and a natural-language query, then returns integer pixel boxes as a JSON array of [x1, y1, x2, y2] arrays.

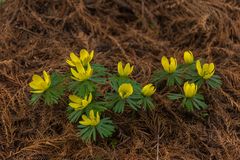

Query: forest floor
[[0, 0, 240, 159]]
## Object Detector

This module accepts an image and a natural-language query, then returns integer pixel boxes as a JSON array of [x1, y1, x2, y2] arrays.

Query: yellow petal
[[32, 74, 45, 84], [71, 76, 80, 81], [69, 95, 82, 103], [69, 103, 81, 109], [89, 50, 94, 61], [169, 57, 177, 73], [79, 115, 92, 125], [96, 112, 100, 125], [203, 64, 209, 73], [124, 63, 131, 75], [87, 93, 93, 104], [82, 115, 89, 121], [203, 71, 214, 79], [183, 82, 190, 97], [80, 49, 90, 66], [29, 81, 44, 90], [70, 68, 79, 79], [81, 100, 89, 108], [161, 56, 170, 73], [89, 110, 95, 120], [43, 71, 50, 85], [208, 63, 215, 73], [66, 60, 75, 67], [189, 83, 195, 97], [70, 52, 80, 64], [196, 60, 203, 76], [118, 61, 124, 76], [30, 90, 44, 93], [76, 63, 85, 74], [86, 63, 93, 78]]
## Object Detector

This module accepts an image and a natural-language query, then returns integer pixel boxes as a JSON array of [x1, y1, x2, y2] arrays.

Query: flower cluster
[[29, 48, 221, 142], [159, 51, 222, 111]]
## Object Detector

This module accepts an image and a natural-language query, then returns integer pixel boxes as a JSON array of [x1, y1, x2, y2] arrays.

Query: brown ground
[[0, 0, 240, 159]]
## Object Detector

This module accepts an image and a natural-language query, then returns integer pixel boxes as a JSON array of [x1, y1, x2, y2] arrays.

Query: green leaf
[[167, 75, 175, 86], [96, 118, 115, 138], [30, 93, 42, 105], [67, 108, 83, 123], [113, 99, 125, 113], [184, 99, 193, 111], [168, 93, 184, 100], [142, 97, 155, 110], [86, 102, 107, 113], [207, 75, 222, 89], [193, 97, 207, 109], [68, 80, 96, 97], [127, 98, 140, 111], [151, 70, 168, 83]]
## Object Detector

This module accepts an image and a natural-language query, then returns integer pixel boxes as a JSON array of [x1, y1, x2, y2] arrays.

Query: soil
[[0, 0, 240, 159]]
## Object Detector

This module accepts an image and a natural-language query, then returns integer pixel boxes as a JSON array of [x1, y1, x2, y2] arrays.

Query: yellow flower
[[118, 83, 133, 99], [79, 49, 94, 66], [141, 83, 156, 97], [183, 82, 198, 98], [66, 49, 94, 67], [184, 50, 194, 64], [29, 71, 51, 93], [161, 56, 177, 73], [70, 63, 93, 81], [118, 61, 134, 77], [79, 110, 100, 126], [69, 93, 92, 110], [196, 60, 215, 79]]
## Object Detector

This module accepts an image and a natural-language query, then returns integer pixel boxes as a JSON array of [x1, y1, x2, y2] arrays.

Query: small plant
[[152, 56, 183, 86], [29, 71, 65, 105], [168, 82, 207, 111], [78, 110, 115, 142]]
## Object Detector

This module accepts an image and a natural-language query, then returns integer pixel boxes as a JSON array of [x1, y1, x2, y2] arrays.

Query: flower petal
[[89, 110, 95, 120], [169, 57, 177, 73], [161, 56, 170, 73], [69, 103, 81, 109], [30, 90, 44, 93], [118, 61, 124, 76], [71, 68, 79, 79], [43, 71, 50, 85], [32, 74, 45, 83], [196, 60, 203, 76], [70, 52, 80, 64], [69, 95, 82, 103]]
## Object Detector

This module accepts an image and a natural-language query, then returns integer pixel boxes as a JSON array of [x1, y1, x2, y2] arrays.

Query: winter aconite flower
[[161, 56, 177, 73], [29, 71, 51, 93], [118, 61, 134, 77], [196, 60, 215, 79], [183, 82, 197, 98], [118, 83, 133, 99], [141, 83, 156, 97], [71, 63, 93, 81], [66, 49, 94, 67], [69, 93, 92, 110], [79, 110, 100, 126], [79, 49, 94, 66], [184, 50, 194, 64]]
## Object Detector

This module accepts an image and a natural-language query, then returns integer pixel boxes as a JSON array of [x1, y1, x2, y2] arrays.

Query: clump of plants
[[29, 49, 221, 141]]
